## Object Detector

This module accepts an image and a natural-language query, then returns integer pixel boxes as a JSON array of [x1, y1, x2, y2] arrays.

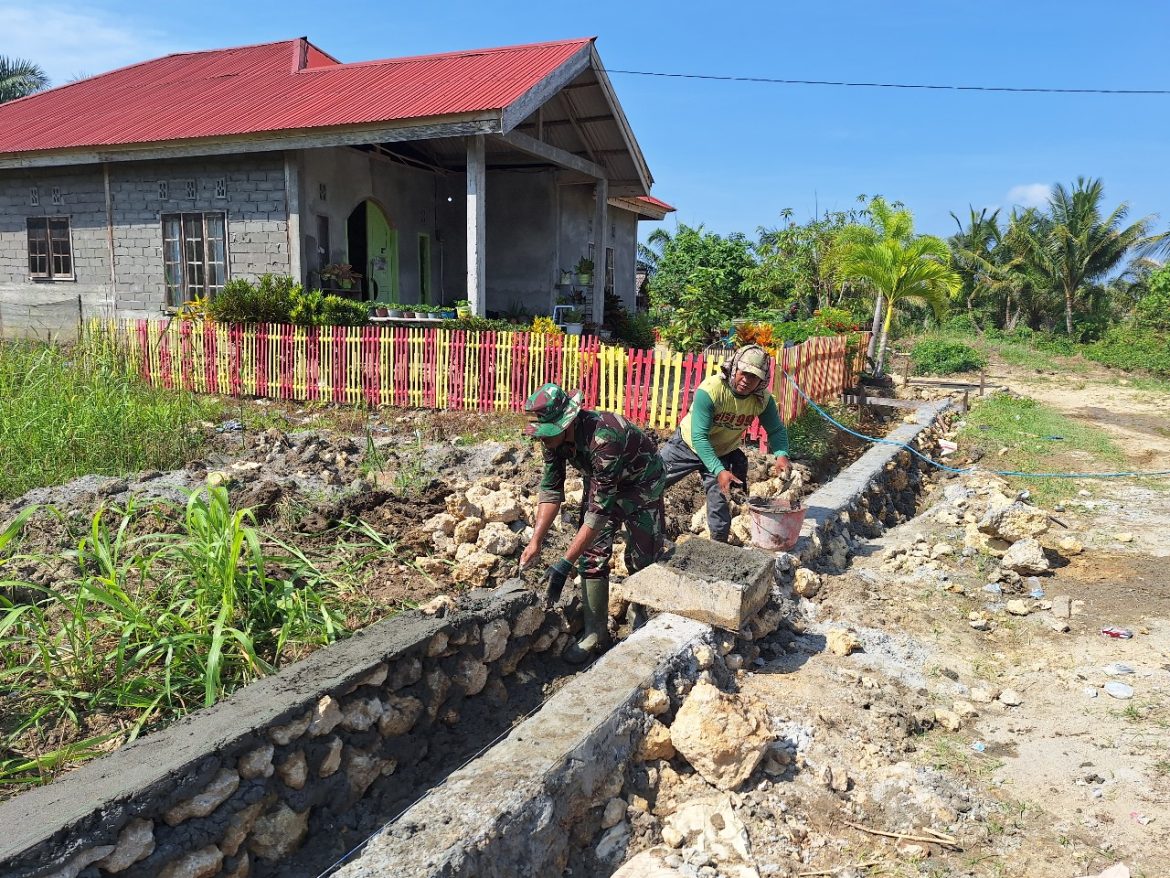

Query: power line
[[605, 68, 1170, 96]]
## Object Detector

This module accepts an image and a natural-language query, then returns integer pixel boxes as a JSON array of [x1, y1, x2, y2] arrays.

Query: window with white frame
[[162, 212, 227, 305], [27, 217, 74, 280]]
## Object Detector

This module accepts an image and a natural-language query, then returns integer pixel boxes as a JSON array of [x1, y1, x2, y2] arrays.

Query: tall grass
[[0, 333, 220, 500], [0, 487, 350, 791]]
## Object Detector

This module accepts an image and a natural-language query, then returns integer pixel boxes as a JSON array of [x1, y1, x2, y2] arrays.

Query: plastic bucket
[[747, 498, 807, 551]]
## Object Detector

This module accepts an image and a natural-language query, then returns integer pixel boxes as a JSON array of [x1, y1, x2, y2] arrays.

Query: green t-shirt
[[679, 374, 789, 475]]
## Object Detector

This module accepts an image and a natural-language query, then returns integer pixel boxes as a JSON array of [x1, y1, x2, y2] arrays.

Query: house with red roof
[[0, 37, 673, 336]]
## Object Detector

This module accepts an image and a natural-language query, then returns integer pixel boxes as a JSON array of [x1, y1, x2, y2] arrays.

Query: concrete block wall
[[0, 154, 289, 336]]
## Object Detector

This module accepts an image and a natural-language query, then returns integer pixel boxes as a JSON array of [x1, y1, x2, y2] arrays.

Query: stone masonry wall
[[0, 154, 289, 337], [0, 584, 573, 878]]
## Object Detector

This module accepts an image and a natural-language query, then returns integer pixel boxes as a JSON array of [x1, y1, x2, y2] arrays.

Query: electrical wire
[[605, 69, 1170, 96], [782, 372, 1170, 479]]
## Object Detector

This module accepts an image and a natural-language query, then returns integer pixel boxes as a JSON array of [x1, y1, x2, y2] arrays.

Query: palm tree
[[1015, 177, 1169, 335], [837, 232, 960, 376], [948, 207, 1003, 325], [0, 56, 49, 104]]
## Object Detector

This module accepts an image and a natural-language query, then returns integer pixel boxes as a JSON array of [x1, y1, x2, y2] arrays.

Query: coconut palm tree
[[1014, 177, 1169, 335], [0, 56, 49, 104], [837, 233, 960, 376]]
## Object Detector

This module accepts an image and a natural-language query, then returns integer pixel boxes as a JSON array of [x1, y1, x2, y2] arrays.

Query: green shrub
[[910, 339, 987, 375], [941, 313, 981, 335], [321, 296, 371, 326], [1135, 266, 1170, 331], [1086, 325, 1170, 376], [207, 274, 297, 324]]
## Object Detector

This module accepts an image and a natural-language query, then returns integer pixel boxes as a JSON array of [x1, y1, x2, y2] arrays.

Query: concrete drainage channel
[[0, 400, 950, 878]]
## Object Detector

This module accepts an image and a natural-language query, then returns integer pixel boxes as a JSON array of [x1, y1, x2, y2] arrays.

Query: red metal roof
[[637, 195, 675, 212], [0, 37, 593, 156]]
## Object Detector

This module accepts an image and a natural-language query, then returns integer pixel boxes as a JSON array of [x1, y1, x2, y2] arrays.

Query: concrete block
[[613, 538, 774, 630]]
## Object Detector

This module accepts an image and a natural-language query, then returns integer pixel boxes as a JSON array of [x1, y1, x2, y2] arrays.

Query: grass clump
[[958, 393, 1125, 504], [0, 337, 220, 500], [911, 339, 987, 376], [788, 402, 858, 461], [0, 487, 354, 792]]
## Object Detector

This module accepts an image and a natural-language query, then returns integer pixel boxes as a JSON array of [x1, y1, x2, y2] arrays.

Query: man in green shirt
[[659, 344, 791, 542]]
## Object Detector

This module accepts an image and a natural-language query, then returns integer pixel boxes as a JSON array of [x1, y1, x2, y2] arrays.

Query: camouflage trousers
[[577, 489, 665, 578]]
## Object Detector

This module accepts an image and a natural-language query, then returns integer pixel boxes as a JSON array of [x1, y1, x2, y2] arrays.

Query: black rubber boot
[[564, 576, 612, 665]]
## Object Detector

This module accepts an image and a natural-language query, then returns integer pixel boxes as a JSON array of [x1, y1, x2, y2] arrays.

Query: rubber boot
[[564, 576, 612, 665]]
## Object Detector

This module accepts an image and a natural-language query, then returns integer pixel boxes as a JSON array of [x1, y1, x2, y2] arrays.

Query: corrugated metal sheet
[[0, 37, 592, 155], [638, 195, 675, 212]]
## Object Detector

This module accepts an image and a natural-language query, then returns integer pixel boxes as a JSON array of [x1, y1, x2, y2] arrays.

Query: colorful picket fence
[[111, 320, 869, 434]]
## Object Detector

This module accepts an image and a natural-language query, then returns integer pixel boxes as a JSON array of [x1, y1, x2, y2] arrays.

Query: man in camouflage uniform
[[519, 382, 666, 664]]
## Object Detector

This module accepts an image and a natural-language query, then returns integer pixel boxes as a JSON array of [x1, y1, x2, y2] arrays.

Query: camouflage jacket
[[538, 410, 665, 530]]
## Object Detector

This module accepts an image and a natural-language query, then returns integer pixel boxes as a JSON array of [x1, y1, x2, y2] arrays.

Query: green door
[[366, 201, 397, 302]]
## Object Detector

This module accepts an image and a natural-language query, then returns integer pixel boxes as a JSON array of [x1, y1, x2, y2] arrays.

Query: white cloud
[[1006, 183, 1052, 209], [0, 4, 176, 86]]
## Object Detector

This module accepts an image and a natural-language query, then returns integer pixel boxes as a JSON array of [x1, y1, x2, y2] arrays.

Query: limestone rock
[[158, 845, 222, 878], [49, 846, 116, 878], [96, 818, 155, 873], [638, 719, 676, 761], [821, 762, 851, 792], [978, 501, 1049, 542], [481, 618, 511, 662], [445, 492, 482, 520], [690, 506, 709, 535], [664, 795, 757, 877], [480, 490, 524, 524], [237, 744, 274, 780], [477, 521, 520, 556], [1004, 599, 1031, 617], [221, 799, 268, 857], [389, 657, 422, 690], [793, 568, 822, 598], [968, 686, 998, 703], [512, 604, 545, 638], [453, 516, 484, 545], [164, 768, 240, 826], [826, 628, 861, 656], [998, 689, 1023, 707], [451, 549, 498, 587], [318, 737, 343, 777], [277, 751, 307, 790], [341, 696, 384, 732], [669, 681, 772, 790], [415, 556, 448, 577], [1001, 538, 1049, 575], [379, 695, 424, 736], [308, 695, 343, 737], [611, 848, 684, 877], [601, 797, 626, 829], [346, 749, 395, 799], [419, 594, 456, 616], [249, 804, 309, 861], [1057, 536, 1084, 556], [643, 688, 670, 715], [933, 708, 962, 731], [423, 512, 458, 536], [453, 656, 489, 696], [930, 542, 956, 560], [730, 513, 753, 545], [269, 711, 310, 746]]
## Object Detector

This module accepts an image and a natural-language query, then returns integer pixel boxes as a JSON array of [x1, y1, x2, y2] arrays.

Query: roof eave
[[0, 112, 502, 170]]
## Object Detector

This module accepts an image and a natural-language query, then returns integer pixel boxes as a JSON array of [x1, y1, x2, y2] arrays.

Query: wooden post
[[466, 135, 487, 317], [979, 369, 985, 397], [591, 177, 608, 325], [901, 352, 911, 386], [962, 389, 969, 413]]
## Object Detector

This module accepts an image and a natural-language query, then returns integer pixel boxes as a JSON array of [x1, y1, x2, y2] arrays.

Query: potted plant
[[562, 307, 584, 336], [439, 303, 457, 319], [372, 303, 389, 318], [320, 263, 363, 291], [387, 302, 404, 318], [574, 257, 594, 286], [453, 299, 472, 320], [559, 268, 574, 286]]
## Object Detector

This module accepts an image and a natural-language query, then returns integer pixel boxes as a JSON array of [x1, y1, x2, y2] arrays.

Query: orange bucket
[[747, 497, 807, 551]]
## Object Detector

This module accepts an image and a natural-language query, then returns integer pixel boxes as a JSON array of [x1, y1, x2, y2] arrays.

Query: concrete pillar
[[591, 177, 607, 325], [466, 135, 487, 317], [284, 152, 302, 285]]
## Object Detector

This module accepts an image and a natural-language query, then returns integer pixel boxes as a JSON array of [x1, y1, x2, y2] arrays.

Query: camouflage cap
[[524, 383, 584, 438], [734, 345, 770, 380]]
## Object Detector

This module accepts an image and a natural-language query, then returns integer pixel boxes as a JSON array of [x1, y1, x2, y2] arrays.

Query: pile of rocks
[[416, 476, 537, 587], [681, 465, 811, 545]]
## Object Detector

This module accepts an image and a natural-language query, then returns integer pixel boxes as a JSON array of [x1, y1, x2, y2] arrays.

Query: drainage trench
[[0, 400, 950, 878]]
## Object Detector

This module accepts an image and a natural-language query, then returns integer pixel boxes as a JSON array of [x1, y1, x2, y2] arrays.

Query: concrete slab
[[332, 613, 712, 878], [612, 538, 775, 630]]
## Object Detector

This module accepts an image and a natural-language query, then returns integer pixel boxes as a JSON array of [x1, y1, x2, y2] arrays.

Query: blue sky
[[5, 0, 1167, 242]]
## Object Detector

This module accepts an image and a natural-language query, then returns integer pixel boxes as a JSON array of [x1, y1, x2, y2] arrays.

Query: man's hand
[[773, 455, 792, 478], [542, 558, 574, 606], [716, 469, 743, 498], [519, 538, 543, 570]]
